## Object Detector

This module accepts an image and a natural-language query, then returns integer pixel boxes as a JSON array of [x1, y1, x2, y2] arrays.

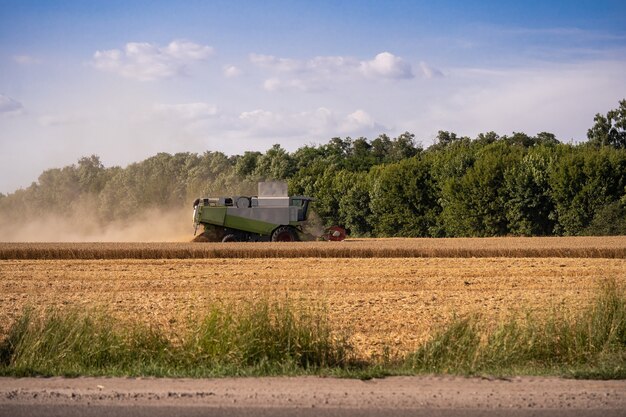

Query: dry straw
[[1, 237, 626, 260]]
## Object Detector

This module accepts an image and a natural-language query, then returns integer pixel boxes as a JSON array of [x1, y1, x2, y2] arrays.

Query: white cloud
[[262, 77, 324, 92], [153, 102, 218, 121], [419, 61, 444, 79], [161, 40, 212, 60], [250, 54, 302, 72], [341, 109, 377, 132], [308, 56, 360, 75], [0, 94, 24, 116], [223, 65, 242, 78], [250, 51, 413, 92], [360, 52, 414, 79], [237, 107, 385, 138], [250, 53, 363, 75], [13, 55, 42, 65], [92, 40, 214, 81]]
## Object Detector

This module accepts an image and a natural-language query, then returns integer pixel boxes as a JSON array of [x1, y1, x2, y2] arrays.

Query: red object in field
[[325, 226, 347, 241]]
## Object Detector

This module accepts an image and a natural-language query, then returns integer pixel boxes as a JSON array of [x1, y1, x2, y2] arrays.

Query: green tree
[[370, 134, 392, 163], [186, 151, 242, 198], [388, 132, 420, 162], [289, 160, 340, 226], [292, 145, 325, 171], [441, 142, 522, 236], [583, 200, 626, 236], [504, 146, 557, 235], [369, 156, 439, 237], [535, 132, 559, 146], [77, 155, 107, 194], [435, 130, 458, 147], [254, 144, 295, 180], [504, 132, 533, 147], [35, 166, 80, 211], [344, 137, 375, 171], [587, 99, 626, 149], [98, 167, 137, 221], [550, 146, 626, 235], [475, 131, 499, 146], [323, 137, 352, 165], [335, 171, 373, 235], [234, 151, 262, 177]]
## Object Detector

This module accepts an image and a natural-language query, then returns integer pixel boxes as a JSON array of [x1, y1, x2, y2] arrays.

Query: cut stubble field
[[2, 236, 626, 358]]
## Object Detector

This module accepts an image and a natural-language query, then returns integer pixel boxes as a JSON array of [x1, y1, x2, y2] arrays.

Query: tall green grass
[[1, 281, 625, 378], [406, 279, 626, 378], [0, 301, 354, 377]]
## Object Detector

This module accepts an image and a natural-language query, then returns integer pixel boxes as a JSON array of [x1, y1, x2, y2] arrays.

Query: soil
[[1, 257, 624, 357], [1, 376, 625, 411]]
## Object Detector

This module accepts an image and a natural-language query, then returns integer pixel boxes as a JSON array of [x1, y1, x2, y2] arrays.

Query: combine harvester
[[192, 181, 346, 242]]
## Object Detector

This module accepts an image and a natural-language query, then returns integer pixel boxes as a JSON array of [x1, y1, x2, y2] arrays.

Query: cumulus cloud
[[250, 53, 359, 75], [250, 51, 413, 92], [342, 110, 377, 132], [249, 54, 306, 72], [92, 40, 214, 81], [360, 52, 414, 79], [223, 65, 242, 78], [237, 107, 385, 137], [237, 107, 327, 137], [153, 102, 218, 121], [419, 61, 444, 78], [0, 94, 24, 116], [13, 55, 42, 65], [262, 77, 325, 92]]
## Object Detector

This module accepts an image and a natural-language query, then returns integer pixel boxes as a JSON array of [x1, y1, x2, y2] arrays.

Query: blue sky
[[1, 0, 625, 193]]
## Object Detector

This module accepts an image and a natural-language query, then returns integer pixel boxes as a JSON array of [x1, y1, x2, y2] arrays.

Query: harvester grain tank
[[192, 181, 345, 242]]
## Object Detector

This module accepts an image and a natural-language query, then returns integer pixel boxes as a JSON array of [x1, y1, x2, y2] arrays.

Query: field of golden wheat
[[1, 236, 626, 259], [1, 236, 625, 358]]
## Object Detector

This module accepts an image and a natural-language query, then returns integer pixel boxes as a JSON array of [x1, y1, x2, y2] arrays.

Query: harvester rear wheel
[[222, 234, 240, 242], [271, 226, 298, 242]]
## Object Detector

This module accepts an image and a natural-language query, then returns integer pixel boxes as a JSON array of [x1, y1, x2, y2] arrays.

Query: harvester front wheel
[[222, 234, 240, 242], [271, 226, 298, 242]]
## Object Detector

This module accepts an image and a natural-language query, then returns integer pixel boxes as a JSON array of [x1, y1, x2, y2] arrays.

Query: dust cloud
[[301, 210, 326, 238], [0, 207, 194, 242]]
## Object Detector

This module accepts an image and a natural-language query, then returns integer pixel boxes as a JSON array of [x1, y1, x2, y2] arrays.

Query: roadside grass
[[0, 300, 355, 377], [404, 279, 626, 379], [1, 280, 625, 379]]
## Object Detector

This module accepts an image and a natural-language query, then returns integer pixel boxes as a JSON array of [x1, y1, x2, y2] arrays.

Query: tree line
[[1, 99, 625, 237]]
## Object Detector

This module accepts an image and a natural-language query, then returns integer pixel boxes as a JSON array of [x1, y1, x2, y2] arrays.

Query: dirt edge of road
[[1, 376, 625, 411]]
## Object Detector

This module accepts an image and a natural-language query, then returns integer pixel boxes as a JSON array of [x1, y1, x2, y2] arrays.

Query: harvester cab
[[192, 181, 333, 242]]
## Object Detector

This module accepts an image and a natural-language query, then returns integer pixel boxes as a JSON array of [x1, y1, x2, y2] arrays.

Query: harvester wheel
[[222, 234, 239, 242], [271, 226, 298, 242]]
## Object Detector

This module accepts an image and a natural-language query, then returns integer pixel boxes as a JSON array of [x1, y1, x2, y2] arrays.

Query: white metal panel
[[227, 207, 290, 224], [256, 197, 290, 207]]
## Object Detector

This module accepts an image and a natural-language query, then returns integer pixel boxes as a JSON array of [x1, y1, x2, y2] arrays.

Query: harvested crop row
[[1, 236, 626, 259], [2, 257, 625, 357]]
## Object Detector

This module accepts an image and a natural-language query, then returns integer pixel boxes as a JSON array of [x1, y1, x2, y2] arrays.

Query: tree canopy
[[2, 99, 626, 237]]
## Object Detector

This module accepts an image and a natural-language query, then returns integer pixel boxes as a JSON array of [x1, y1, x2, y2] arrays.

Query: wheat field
[[2, 238, 625, 358], [1, 236, 625, 259]]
